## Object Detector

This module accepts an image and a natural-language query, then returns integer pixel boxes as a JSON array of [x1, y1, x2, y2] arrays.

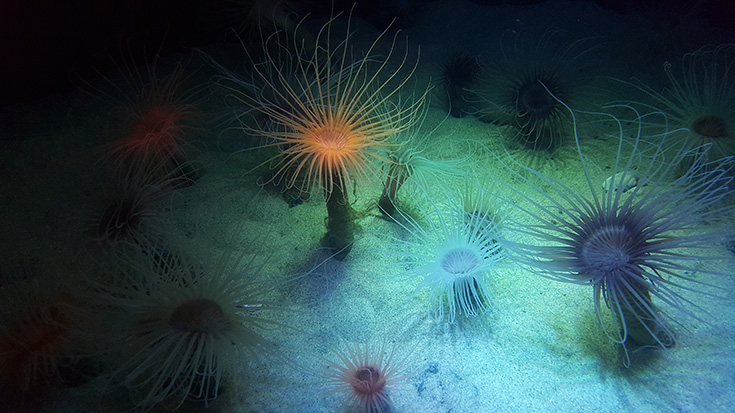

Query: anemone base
[[324, 187, 356, 260]]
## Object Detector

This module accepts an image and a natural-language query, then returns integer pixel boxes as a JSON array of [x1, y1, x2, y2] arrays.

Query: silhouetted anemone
[[628, 44, 735, 169], [86, 151, 191, 257], [0, 261, 97, 409], [469, 29, 597, 153], [81, 37, 203, 184], [388, 183, 508, 323], [489, 92, 735, 367], [101, 240, 285, 410], [436, 51, 481, 118]]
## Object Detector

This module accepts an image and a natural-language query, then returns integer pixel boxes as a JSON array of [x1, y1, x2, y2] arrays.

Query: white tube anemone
[[387, 183, 509, 324]]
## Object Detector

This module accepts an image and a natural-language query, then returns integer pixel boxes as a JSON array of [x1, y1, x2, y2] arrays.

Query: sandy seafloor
[[2, 0, 735, 412]]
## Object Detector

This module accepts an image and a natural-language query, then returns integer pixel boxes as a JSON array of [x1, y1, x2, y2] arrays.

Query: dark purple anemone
[[492, 94, 735, 367]]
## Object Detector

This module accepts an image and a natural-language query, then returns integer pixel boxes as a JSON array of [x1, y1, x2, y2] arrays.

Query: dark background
[[1, 0, 733, 108]]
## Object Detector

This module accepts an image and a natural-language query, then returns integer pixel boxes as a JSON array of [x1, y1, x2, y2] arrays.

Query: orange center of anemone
[[314, 127, 349, 153], [351, 365, 386, 398], [299, 122, 365, 182], [128, 106, 180, 151]]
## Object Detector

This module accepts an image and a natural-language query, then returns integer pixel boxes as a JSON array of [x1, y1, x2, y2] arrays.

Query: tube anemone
[[469, 29, 598, 154], [436, 51, 482, 118], [378, 143, 459, 217], [387, 183, 508, 324], [82, 38, 202, 184], [626, 44, 735, 169], [110, 61, 197, 171], [378, 109, 465, 217], [489, 90, 735, 367], [209, 9, 429, 260], [0, 265, 96, 408], [85, 149, 193, 259], [101, 242, 283, 410], [326, 340, 413, 413]]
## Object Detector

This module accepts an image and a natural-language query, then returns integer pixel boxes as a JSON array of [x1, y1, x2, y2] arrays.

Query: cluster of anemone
[[82, 48, 203, 260], [489, 92, 735, 366], [468, 29, 598, 154], [0, 36, 216, 413], [8, 4, 735, 413], [43, 11, 430, 411]]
